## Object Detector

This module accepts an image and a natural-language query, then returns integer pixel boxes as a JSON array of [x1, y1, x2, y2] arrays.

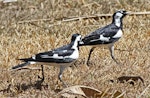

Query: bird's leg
[[109, 45, 120, 64], [87, 47, 95, 66], [35, 65, 45, 89], [58, 66, 67, 87], [38, 65, 45, 82], [41, 65, 45, 81]]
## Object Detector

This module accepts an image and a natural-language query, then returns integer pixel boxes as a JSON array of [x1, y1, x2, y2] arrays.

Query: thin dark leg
[[109, 45, 119, 64], [58, 66, 67, 87], [41, 65, 45, 81], [35, 65, 44, 89], [38, 65, 44, 82], [86, 47, 95, 66]]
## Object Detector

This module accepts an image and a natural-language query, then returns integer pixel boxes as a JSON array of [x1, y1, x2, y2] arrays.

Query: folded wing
[[81, 24, 120, 45], [20, 49, 75, 63]]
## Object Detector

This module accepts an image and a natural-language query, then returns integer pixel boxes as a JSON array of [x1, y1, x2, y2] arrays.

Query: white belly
[[30, 61, 74, 67]]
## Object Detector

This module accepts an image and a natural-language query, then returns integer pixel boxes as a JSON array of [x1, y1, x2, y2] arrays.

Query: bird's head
[[113, 9, 128, 20], [71, 33, 81, 42], [112, 9, 129, 27]]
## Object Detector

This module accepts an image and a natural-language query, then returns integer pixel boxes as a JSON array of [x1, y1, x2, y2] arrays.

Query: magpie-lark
[[79, 10, 128, 66], [12, 33, 81, 86]]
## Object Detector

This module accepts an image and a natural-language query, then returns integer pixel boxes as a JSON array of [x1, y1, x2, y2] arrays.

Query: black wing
[[36, 49, 74, 58], [19, 49, 75, 63], [82, 24, 120, 45], [35, 49, 75, 63]]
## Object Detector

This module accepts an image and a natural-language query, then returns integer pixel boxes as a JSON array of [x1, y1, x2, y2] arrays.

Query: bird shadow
[[110, 76, 144, 86], [16, 79, 48, 91], [0, 79, 48, 96]]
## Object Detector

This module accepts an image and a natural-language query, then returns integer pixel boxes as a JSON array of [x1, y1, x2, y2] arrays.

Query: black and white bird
[[12, 33, 81, 86], [79, 10, 128, 66]]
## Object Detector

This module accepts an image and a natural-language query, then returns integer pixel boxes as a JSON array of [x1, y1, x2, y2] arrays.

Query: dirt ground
[[0, 0, 150, 98]]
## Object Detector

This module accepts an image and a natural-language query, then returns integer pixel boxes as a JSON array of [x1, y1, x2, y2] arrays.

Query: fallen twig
[[17, 11, 150, 24], [62, 13, 112, 22], [16, 11, 150, 31], [2, 0, 17, 3], [128, 11, 150, 15], [137, 84, 150, 98]]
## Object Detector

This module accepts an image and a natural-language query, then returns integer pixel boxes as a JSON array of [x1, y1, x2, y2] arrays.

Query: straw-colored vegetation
[[0, 0, 150, 97]]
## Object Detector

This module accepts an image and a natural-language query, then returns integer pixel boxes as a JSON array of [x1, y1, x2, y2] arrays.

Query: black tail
[[18, 57, 33, 62], [12, 62, 30, 69]]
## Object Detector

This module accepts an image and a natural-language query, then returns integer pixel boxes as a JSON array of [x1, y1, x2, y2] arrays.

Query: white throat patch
[[114, 13, 123, 27], [115, 19, 121, 27]]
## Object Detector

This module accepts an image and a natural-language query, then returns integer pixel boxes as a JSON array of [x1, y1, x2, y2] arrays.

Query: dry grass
[[0, 0, 150, 97]]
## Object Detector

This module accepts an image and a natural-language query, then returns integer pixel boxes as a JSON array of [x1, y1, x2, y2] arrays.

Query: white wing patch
[[41, 54, 63, 59], [100, 35, 110, 41], [113, 29, 122, 38], [29, 61, 36, 64], [32, 56, 36, 59], [90, 35, 110, 42], [40, 50, 68, 59], [62, 50, 67, 53]]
